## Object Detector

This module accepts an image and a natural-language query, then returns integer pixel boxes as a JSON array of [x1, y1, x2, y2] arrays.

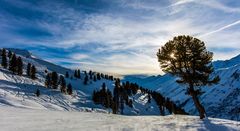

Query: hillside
[[123, 55, 240, 120], [0, 48, 160, 115], [0, 106, 239, 131], [0, 48, 239, 130]]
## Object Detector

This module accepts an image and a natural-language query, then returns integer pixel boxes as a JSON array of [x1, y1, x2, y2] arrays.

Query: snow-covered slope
[[213, 54, 240, 69], [0, 48, 239, 130], [0, 48, 160, 115], [0, 106, 239, 131], [124, 55, 240, 120]]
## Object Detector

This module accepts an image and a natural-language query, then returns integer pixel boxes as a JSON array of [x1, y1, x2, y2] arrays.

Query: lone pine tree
[[1, 48, 7, 68], [157, 35, 220, 119]]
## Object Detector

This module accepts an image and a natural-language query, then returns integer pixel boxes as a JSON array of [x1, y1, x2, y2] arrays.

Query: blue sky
[[0, 0, 240, 75]]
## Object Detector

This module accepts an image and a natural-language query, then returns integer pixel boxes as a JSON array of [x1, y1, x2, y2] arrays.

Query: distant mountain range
[[123, 54, 240, 120]]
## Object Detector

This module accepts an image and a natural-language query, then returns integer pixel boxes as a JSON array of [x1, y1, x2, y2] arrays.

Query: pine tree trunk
[[189, 84, 206, 119]]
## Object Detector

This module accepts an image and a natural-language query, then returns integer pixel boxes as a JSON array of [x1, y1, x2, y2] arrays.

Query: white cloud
[[71, 53, 89, 60], [2, 0, 240, 75], [38, 1, 240, 75]]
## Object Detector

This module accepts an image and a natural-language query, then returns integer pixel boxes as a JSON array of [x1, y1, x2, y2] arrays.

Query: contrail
[[170, 0, 195, 7], [199, 20, 240, 38]]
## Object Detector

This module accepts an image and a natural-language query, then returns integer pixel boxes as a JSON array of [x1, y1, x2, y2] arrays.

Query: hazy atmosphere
[[0, 0, 240, 75]]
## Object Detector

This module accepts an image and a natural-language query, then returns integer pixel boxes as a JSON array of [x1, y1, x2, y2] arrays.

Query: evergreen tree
[[65, 71, 69, 78], [83, 75, 88, 85], [109, 76, 114, 81], [112, 79, 120, 114], [1, 48, 7, 68], [74, 70, 78, 78], [8, 50, 12, 59], [35, 89, 40, 97], [104, 74, 108, 79], [92, 90, 97, 102], [97, 73, 101, 80], [45, 73, 51, 88], [89, 70, 92, 75], [157, 35, 220, 119], [165, 98, 172, 114], [77, 69, 81, 78], [89, 70, 92, 79], [27, 63, 31, 76], [92, 83, 113, 109], [30, 65, 36, 79], [90, 74, 93, 79], [112, 101, 118, 114], [16, 56, 23, 75], [51, 71, 58, 89], [124, 81, 132, 96], [60, 75, 66, 93], [101, 73, 104, 78], [120, 95, 124, 114], [9, 53, 17, 73], [148, 94, 151, 103], [106, 89, 112, 108], [102, 82, 106, 90], [127, 99, 133, 108], [67, 83, 73, 95], [93, 75, 97, 82]]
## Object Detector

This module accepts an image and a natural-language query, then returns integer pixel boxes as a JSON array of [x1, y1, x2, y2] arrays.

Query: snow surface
[[0, 48, 239, 130], [0, 106, 239, 131]]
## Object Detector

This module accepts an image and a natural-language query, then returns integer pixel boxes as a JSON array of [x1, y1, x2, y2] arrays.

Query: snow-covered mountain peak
[[6, 48, 33, 58], [213, 54, 240, 70]]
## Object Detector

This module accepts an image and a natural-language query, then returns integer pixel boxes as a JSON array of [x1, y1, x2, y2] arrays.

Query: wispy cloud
[[71, 53, 89, 60], [0, 0, 240, 75]]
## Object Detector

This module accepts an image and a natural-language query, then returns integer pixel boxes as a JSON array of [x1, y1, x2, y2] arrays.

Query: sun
[[170, 53, 175, 59]]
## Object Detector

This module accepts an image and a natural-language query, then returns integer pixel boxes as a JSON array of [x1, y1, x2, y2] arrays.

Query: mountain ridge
[[0, 48, 162, 116], [123, 54, 240, 120], [0, 48, 239, 120]]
